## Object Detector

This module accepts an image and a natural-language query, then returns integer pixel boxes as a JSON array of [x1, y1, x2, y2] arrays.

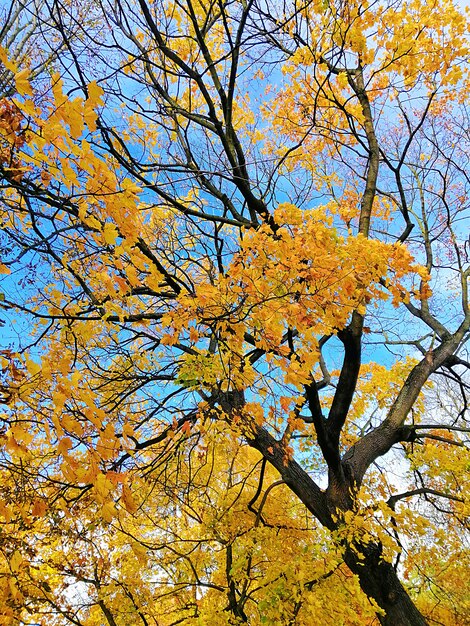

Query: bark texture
[[344, 544, 428, 626]]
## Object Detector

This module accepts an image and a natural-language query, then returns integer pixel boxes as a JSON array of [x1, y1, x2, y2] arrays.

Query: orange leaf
[[57, 437, 73, 455], [32, 499, 47, 517]]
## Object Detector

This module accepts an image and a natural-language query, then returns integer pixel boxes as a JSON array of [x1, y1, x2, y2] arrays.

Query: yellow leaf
[[15, 69, 33, 97], [84, 104, 98, 131], [59, 158, 79, 188], [0, 499, 11, 522], [101, 500, 116, 522], [10, 550, 23, 573], [121, 484, 138, 514], [94, 472, 114, 500], [52, 73, 67, 108], [26, 358, 41, 376], [11, 424, 34, 446], [57, 437, 73, 455], [64, 103, 85, 139], [0, 46, 18, 72], [103, 222, 119, 245], [61, 413, 83, 436], [122, 178, 141, 194], [87, 80, 104, 107], [15, 97, 38, 117], [9, 578, 23, 601], [122, 422, 135, 439], [131, 541, 147, 563]]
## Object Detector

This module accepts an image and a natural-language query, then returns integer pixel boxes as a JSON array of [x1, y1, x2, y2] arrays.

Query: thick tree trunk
[[344, 543, 428, 626], [248, 427, 428, 624]]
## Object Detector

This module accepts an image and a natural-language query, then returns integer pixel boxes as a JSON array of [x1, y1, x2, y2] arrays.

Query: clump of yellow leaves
[[170, 203, 429, 395]]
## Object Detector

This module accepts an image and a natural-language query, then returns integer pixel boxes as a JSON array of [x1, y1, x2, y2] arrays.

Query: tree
[[0, 0, 469, 624]]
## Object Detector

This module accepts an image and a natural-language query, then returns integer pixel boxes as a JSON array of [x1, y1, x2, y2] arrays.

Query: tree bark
[[248, 426, 428, 624], [344, 543, 428, 626]]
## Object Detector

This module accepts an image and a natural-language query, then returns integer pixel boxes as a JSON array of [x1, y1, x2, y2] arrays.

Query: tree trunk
[[344, 543, 428, 626], [248, 427, 428, 625]]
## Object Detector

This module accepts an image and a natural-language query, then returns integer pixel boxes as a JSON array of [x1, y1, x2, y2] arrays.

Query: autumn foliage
[[0, 0, 469, 624]]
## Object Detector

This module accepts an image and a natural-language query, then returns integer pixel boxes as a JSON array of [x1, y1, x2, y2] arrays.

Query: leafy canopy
[[0, 0, 469, 624]]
